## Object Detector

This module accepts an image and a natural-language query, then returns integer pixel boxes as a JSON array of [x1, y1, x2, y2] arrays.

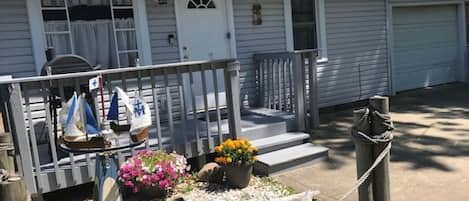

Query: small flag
[[89, 76, 101, 91]]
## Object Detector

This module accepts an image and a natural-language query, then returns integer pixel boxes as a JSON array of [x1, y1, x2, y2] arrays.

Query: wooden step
[[251, 132, 310, 154], [254, 143, 328, 176]]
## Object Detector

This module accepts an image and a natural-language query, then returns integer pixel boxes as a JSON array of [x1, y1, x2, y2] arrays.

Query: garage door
[[392, 6, 459, 92]]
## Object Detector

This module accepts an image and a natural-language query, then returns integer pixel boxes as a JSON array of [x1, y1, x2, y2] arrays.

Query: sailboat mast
[[81, 93, 88, 141]]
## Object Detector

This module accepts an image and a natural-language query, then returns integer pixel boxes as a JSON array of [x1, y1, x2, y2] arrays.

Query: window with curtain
[[41, 0, 139, 69], [291, 0, 317, 50]]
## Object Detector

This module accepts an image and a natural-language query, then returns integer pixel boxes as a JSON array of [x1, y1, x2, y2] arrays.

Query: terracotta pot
[[223, 164, 253, 188]]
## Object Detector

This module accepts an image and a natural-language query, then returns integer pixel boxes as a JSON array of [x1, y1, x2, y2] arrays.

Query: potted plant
[[215, 139, 258, 188], [118, 150, 189, 200]]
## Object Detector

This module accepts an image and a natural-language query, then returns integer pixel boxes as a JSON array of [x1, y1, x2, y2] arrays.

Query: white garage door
[[392, 6, 459, 92]]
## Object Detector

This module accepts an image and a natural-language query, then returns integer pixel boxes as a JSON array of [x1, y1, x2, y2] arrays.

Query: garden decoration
[[215, 139, 258, 188], [344, 96, 394, 201], [119, 150, 189, 200], [57, 76, 152, 201]]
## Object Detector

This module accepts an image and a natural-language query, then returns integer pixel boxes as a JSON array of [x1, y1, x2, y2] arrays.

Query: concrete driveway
[[274, 83, 469, 201]]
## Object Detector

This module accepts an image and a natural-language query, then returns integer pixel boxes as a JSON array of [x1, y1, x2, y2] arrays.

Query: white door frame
[[26, 0, 153, 75], [386, 1, 467, 95], [174, 0, 238, 62]]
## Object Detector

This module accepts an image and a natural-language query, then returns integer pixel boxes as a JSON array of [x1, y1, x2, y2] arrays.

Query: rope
[[339, 105, 394, 201], [338, 142, 392, 201]]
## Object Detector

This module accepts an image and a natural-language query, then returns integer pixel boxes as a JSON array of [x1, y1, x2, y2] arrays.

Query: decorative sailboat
[[107, 87, 151, 143], [59, 92, 108, 149]]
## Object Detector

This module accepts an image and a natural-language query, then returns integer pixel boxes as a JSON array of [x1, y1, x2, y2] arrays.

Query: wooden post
[[353, 109, 373, 201], [225, 61, 242, 139], [307, 51, 320, 129], [369, 96, 391, 201], [8, 83, 36, 194], [0, 176, 29, 201], [292, 53, 306, 131]]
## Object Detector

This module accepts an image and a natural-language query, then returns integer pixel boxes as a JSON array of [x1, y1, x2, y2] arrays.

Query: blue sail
[[85, 101, 100, 134], [107, 91, 119, 121]]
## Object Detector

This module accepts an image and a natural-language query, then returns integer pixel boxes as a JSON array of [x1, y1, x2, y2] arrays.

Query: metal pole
[[369, 96, 391, 201], [353, 109, 373, 201]]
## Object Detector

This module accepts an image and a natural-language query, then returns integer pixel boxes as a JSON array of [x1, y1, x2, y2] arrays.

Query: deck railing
[[0, 59, 241, 194], [254, 50, 320, 131]]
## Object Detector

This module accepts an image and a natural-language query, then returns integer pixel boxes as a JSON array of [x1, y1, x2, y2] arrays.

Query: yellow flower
[[237, 149, 242, 154], [215, 157, 226, 164], [253, 156, 258, 161], [215, 146, 222, 153], [226, 157, 232, 164], [252, 146, 258, 153]]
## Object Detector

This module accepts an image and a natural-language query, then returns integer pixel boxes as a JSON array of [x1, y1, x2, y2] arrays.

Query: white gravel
[[169, 177, 295, 201]]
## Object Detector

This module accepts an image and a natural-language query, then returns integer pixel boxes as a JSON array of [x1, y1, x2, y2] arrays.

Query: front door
[[176, 0, 231, 112]]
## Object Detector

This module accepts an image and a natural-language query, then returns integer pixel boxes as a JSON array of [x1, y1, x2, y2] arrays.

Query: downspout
[[385, 0, 394, 95]]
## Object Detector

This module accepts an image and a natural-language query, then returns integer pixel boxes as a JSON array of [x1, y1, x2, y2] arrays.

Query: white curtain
[[42, 0, 132, 6], [45, 19, 137, 68]]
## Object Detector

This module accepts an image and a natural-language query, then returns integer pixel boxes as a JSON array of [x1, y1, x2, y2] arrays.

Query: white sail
[[108, 87, 152, 137], [129, 91, 152, 135], [59, 93, 86, 141]]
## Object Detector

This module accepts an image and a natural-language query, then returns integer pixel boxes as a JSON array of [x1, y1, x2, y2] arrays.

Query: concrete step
[[254, 143, 328, 176], [251, 132, 310, 154]]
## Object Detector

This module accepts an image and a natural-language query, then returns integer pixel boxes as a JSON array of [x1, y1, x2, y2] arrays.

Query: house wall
[[390, 0, 463, 3], [317, 0, 389, 107], [0, 0, 36, 77], [146, 0, 180, 64], [232, 0, 288, 106]]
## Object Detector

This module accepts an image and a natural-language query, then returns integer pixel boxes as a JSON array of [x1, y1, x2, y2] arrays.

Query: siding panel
[[318, 0, 389, 107], [146, 0, 180, 64], [0, 0, 35, 77], [233, 0, 287, 106]]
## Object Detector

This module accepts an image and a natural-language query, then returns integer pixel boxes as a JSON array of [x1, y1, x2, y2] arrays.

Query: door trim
[[174, 0, 237, 62], [386, 1, 467, 95]]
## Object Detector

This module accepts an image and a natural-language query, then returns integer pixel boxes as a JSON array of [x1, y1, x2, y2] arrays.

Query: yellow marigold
[[253, 156, 258, 161], [248, 148, 254, 153], [237, 149, 243, 154], [215, 146, 222, 153], [227, 142, 236, 150], [226, 157, 233, 164], [252, 146, 258, 153], [215, 157, 226, 164]]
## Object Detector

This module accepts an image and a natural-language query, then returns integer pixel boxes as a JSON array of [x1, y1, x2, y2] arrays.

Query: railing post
[[8, 83, 37, 194], [225, 61, 242, 139], [292, 53, 306, 131], [308, 51, 320, 129]]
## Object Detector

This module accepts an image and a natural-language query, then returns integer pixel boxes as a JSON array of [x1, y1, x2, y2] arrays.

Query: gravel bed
[[168, 177, 295, 201]]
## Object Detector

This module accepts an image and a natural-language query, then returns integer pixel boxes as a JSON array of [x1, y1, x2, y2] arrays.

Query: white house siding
[[390, 0, 463, 3], [233, 0, 288, 106], [317, 0, 389, 107], [0, 0, 36, 77], [146, 0, 180, 64]]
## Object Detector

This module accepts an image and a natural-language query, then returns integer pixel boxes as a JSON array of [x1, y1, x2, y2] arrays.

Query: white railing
[[254, 50, 320, 131], [0, 59, 241, 195]]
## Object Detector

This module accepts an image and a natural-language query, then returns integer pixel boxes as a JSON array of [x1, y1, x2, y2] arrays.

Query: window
[[40, 0, 139, 68], [187, 0, 216, 9], [291, 0, 316, 50], [286, 0, 327, 62]]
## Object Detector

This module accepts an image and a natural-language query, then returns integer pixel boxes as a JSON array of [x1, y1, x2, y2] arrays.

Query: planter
[[123, 186, 167, 201], [223, 164, 253, 188]]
